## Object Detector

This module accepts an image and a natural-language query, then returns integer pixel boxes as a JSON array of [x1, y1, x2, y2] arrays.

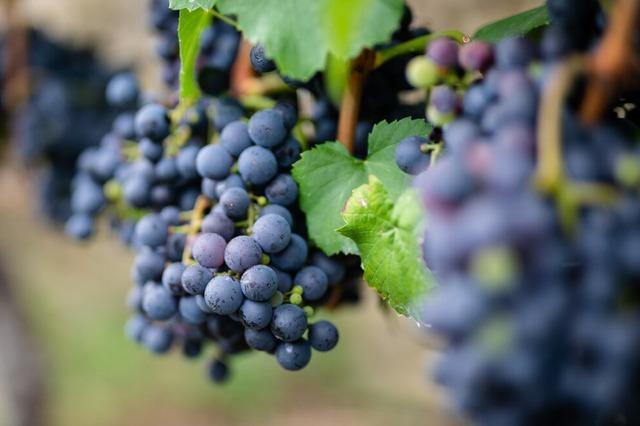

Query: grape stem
[[374, 30, 468, 68], [337, 49, 376, 153], [533, 56, 585, 194], [3, 0, 29, 119], [181, 195, 212, 264], [534, 57, 622, 233], [207, 8, 239, 29], [231, 41, 292, 97], [239, 94, 277, 111], [231, 40, 255, 96], [580, 0, 640, 123]]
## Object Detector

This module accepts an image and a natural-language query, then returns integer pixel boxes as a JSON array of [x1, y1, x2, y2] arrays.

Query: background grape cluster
[[408, 1, 640, 424], [2, 29, 118, 223]]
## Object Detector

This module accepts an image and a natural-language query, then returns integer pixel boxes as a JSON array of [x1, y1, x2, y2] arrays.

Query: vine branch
[[580, 0, 640, 123], [231, 40, 255, 96], [207, 8, 239, 29], [374, 30, 468, 68], [181, 195, 212, 264], [337, 49, 376, 153], [3, 0, 29, 115], [534, 56, 585, 193]]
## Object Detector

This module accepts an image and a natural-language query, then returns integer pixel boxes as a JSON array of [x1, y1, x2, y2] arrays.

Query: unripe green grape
[[406, 56, 439, 89], [427, 105, 456, 126]]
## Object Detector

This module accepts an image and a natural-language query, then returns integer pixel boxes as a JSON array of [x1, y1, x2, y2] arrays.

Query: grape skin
[[265, 174, 298, 206], [249, 43, 276, 73], [294, 266, 329, 301], [271, 304, 307, 342], [192, 232, 227, 269], [395, 136, 430, 175], [181, 264, 213, 295], [142, 285, 177, 320], [248, 109, 287, 148], [239, 300, 273, 330], [252, 214, 291, 254], [162, 262, 185, 295], [275, 340, 312, 371], [270, 234, 308, 272], [224, 236, 263, 273], [308, 320, 339, 352], [219, 187, 250, 219], [240, 265, 279, 302], [237, 146, 278, 185], [201, 212, 235, 241], [196, 144, 234, 180], [204, 275, 244, 315], [244, 328, 277, 352], [220, 121, 253, 157]]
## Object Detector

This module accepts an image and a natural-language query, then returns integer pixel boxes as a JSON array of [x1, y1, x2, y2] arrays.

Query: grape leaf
[[170, 0, 216, 11], [473, 5, 549, 43], [178, 9, 211, 103], [338, 177, 432, 317], [217, 0, 404, 81], [292, 118, 430, 255]]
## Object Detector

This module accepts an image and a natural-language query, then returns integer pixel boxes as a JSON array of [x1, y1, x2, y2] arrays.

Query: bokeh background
[[0, 0, 538, 425]]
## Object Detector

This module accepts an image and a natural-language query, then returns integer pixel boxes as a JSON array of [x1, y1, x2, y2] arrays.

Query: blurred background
[[0, 0, 538, 425]]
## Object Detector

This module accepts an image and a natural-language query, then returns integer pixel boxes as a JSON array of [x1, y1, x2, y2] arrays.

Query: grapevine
[[2, 0, 640, 424]]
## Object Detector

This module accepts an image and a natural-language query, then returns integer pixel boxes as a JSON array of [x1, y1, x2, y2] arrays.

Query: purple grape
[[427, 38, 459, 68], [192, 232, 227, 269]]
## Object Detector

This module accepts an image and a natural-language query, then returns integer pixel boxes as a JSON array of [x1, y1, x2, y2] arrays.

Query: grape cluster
[[396, 36, 498, 176], [414, 35, 640, 425], [65, 64, 356, 380], [149, 0, 240, 93], [6, 29, 117, 223], [122, 107, 350, 382]]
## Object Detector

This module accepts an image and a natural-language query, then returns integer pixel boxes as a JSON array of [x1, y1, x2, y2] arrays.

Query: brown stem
[[181, 195, 212, 264], [231, 41, 292, 97], [230, 40, 255, 97], [534, 57, 585, 193], [580, 0, 640, 123], [337, 49, 376, 153], [3, 0, 29, 112], [325, 285, 344, 311]]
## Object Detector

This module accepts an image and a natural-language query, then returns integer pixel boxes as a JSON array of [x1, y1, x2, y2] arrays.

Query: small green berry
[[406, 56, 439, 89]]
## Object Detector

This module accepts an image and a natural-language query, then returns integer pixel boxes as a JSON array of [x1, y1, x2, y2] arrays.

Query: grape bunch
[[123, 108, 351, 382], [65, 70, 357, 381], [5, 29, 118, 223], [414, 32, 640, 425], [148, 0, 240, 93], [395, 36, 499, 176]]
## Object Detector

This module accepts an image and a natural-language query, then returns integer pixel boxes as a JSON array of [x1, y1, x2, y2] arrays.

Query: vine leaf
[[292, 118, 431, 255], [473, 5, 549, 43], [217, 0, 404, 81], [178, 9, 212, 104], [170, 0, 217, 11], [338, 177, 432, 317]]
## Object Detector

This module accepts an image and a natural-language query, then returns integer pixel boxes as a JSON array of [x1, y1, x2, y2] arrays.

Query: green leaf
[[473, 5, 549, 43], [338, 177, 432, 316], [218, 0, 404, 81], [178, 9, 211, 104], [170, 0, 216, 11], [292, 118, 430, 255]]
